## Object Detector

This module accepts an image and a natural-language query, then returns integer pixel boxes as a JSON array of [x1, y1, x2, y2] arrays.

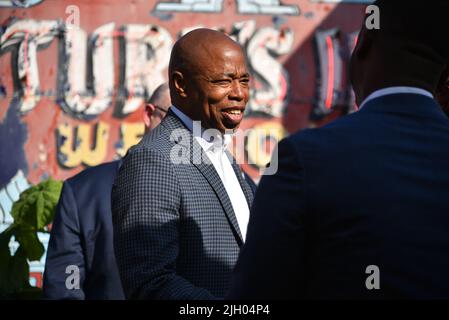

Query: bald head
[[148, 82, 170, 107], [144, 83, 171, 133], [168, 28, 250, 133], [169, 29, 243, 79]]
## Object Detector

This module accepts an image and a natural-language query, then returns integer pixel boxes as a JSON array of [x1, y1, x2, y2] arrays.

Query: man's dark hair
[[371, 1, 449, 62]]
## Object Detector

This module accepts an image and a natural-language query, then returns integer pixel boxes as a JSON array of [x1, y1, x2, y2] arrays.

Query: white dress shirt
[[170, 106, 250, 241], [359, 86, 434, 110]]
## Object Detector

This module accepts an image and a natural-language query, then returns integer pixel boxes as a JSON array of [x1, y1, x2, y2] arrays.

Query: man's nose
[[229, 80, 245, 101]]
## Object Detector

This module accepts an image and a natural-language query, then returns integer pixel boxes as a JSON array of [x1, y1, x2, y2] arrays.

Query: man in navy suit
[[228, 1, 449, 299], [43, 84, 171, 299]]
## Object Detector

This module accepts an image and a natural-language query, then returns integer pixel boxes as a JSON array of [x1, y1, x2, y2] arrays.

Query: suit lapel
[[191, 147, 244, 245], [162, 111, 244, 245]]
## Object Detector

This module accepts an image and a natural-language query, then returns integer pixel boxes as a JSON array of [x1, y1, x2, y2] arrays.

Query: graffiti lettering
[[59, 23, 115, 119], [0, 19, 60, 113], [1, 20, 173, 119], [0, 0, 43, 8], [56, 122, 110, 168], [2, 19, 291, 119], [313, 28, 344, 117], [116, 123, 145, 158], [153, 0, 300, 15], [237, 0, 299, 15], [115, 24, 172, 118], [0, 170, 30, 225], [244, 25, 293, 117], [65, 5, 80, 30], [313, 28, 360, 118]]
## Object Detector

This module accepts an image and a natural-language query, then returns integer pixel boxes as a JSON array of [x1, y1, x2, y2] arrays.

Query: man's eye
[[240, 78, 250, 86], [212, 79, 232, 86]]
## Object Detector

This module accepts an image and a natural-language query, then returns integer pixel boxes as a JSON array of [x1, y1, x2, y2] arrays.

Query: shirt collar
[[170, 105, 232, 153], [359, 86, 434, 110], [170, 105, 194, 131]]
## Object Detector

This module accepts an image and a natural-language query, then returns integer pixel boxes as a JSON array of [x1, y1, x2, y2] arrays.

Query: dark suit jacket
[[112, 110, 254, 300], [228, 93, 449, 299], [243, 172, 257, 195], [43, 161, 125, 299]]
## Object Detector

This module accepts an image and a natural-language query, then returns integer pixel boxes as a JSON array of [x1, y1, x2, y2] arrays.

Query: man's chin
[[206, 119, 241, 134], [222, 122, 241, 133]]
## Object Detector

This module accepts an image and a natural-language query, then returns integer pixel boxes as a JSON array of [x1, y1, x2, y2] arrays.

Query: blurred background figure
[[42, 84, 170, 299], [144, 83, 171, 132]]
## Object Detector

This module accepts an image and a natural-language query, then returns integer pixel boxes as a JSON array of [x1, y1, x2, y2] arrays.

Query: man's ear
[[143, 104, 154, 128], [172, 71, 187, 98]]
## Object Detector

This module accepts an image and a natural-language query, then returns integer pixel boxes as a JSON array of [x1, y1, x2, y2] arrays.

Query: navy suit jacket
[[43, 161, 124, 299], [228, 93, 449, 299]]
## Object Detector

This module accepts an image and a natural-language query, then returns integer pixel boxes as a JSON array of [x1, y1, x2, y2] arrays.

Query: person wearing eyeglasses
[[144, 84, 171, 132]]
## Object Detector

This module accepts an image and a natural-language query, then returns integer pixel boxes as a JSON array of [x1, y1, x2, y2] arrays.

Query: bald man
[[112, 29, 254, 300], [43, 84, 170, 299]]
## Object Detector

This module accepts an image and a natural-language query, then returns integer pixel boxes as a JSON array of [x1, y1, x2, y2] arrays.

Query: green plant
[[0, 178, 62, 299]]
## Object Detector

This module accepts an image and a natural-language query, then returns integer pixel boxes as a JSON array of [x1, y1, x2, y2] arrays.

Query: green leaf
[[35, 192, 45, 229], [11, 186, 39, 228], [11, 178, 63, 231], [15, 228, 45, 261], [1, 178, 63, 298]]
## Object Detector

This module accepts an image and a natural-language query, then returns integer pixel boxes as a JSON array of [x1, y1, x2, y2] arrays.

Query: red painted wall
[[0, 0, 368, 284]]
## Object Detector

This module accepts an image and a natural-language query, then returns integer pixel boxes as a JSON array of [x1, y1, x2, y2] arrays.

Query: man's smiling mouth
[[221, 107, 245, 125]]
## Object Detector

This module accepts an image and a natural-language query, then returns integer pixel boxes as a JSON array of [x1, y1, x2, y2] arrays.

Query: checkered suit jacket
[[111, 110, 254, 300]]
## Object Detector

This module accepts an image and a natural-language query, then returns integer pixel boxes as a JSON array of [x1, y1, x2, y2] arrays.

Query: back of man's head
[[148, 83, 170, 106], [373, 1, 448, 60], [350, 1, 449, 104], [144, 83, 171, 132]]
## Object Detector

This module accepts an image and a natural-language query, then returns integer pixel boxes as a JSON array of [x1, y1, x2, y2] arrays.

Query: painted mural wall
[[0, 0, 372, 287]]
